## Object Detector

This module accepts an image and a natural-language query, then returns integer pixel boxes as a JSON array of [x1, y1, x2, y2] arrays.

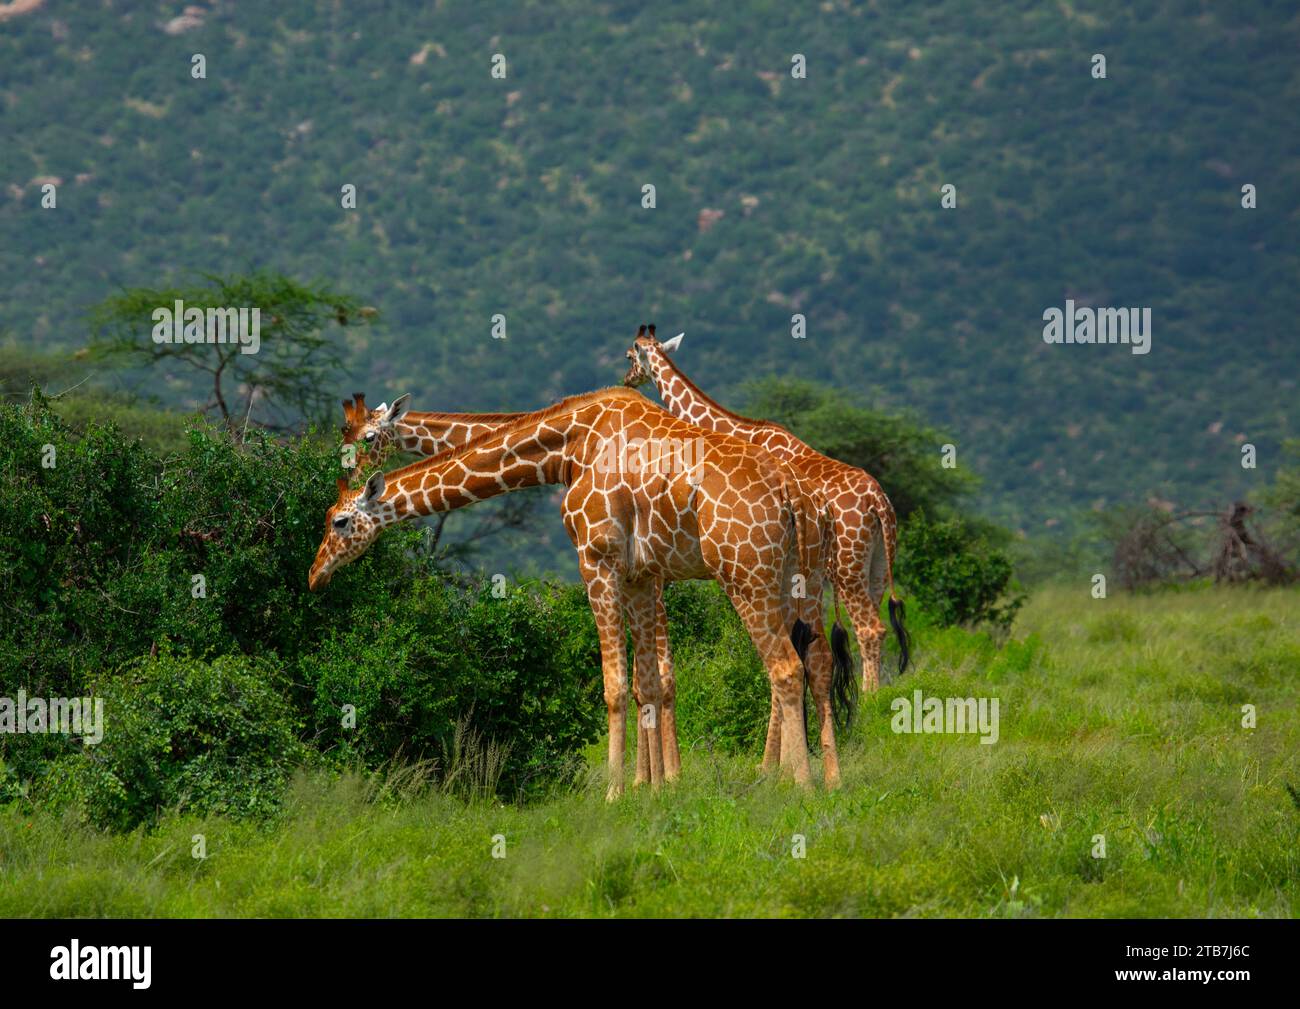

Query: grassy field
[[2, 585, 1297, 918]]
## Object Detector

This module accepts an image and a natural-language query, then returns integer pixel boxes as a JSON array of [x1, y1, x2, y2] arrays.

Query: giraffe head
[[341, 392, 411, 467], [308, 473, 387, 591], [623, 323, 683, 388]]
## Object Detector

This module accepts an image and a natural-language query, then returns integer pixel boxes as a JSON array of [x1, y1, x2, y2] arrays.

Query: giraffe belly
[[626, 514, 709, 581]]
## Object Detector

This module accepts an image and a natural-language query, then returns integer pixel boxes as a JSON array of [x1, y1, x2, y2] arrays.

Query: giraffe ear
[[359, 471, 386, 508], [660, 332, 684, 354], [385, 394, 412, 424]]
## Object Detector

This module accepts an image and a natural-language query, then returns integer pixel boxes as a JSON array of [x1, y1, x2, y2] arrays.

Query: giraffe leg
[[803, 628, 842, 788], [633, 679, 651, 788], [627, 583, 665, 789], [715, 570, 796, 779], [837, 517, 889, 692], [653, 584, 681, 781], [630, 624, 651, 789], [843, 587, 887, 692], [771, 646, 813, 788], [582, 565, 630, 801], [729, 604, 812, 789], [759, 701, 782, 774]]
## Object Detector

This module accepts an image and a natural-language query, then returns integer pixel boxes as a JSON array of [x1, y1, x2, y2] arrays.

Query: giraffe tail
[[888, 593, 911, 679], [829, 585, 855, 731], [872, 495, 911, 681], [790, 617, 815, 753], [789, 498, 855, 743], [787, 499, 816, 752]]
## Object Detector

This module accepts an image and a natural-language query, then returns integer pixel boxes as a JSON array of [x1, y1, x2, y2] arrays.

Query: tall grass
[[1, 585, 1296, 917]]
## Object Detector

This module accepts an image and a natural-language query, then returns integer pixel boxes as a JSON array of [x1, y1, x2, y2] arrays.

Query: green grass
[[2, 585, 1297, 917]]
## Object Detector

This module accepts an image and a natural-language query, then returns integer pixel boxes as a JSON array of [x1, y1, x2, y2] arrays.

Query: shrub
[[664, 582, 771, 753], [297, 578, 603, 799], [0, 395, 380, 698], [0, 396, 608, 816], [38, 653, 306, 831], [896, 509, 1024, 631]]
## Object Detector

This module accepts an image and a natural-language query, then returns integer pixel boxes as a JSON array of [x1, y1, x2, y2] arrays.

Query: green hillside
[[2, 0, 1297, 534]]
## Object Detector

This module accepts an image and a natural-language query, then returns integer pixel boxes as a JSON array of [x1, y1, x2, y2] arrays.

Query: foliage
[[88, 272, 373, 430], [662, 581, 772, 753], [38, 652, 306, 832], [0, 391, 357, 700], [297, 578, 603, 799], [895, 509, 1024, 631], [0, 397, 603, 811], [1, 2, 1294, 538], [740, 376, 975, 519]]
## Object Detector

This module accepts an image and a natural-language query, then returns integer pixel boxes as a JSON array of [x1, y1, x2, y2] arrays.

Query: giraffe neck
[[394, 411, 527, 455], [370, 410, 579, 526], [643, 346, 744, 435]]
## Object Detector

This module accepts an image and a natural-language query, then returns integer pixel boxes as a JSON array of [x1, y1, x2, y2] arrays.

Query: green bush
[[0, 397, 607, 816], [39, 653, 306, 831], [297, 578, 603, 799], [0, 394, 376, 701], [663, 582, 771, 753], [896, 509, 1025, 631]]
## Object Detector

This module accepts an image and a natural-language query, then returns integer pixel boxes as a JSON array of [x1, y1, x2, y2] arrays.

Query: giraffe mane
[[404, 409, 527, 424], [654, 350, 789, 433]]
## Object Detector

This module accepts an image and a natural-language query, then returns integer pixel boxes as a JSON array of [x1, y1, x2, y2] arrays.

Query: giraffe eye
[[364, 432, 376, 442], [333, 515, 350, 530]]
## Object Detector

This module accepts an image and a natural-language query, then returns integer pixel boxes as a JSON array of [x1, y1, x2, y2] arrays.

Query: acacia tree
[[89, 272, 375, 434]]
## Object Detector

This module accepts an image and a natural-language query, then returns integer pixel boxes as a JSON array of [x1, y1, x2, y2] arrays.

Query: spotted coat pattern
[[314, 387, 842, 796], [625, 328, 899, 690]]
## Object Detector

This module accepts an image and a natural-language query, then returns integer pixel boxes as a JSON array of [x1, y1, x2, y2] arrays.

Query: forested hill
[[1, 1, 1297, 533]]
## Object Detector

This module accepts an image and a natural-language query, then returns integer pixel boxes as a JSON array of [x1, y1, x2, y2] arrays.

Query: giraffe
[[337, 392, 682, 787], [311, 386, 846, 797], [337, 389, 854, 788], [625, 326, 910, 690]]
